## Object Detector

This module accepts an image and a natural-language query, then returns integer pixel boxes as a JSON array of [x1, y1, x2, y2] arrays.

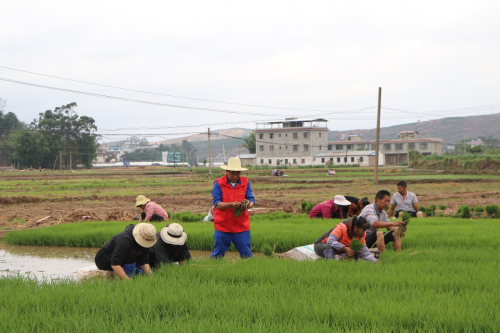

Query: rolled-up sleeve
[[245, 182, 255, 203], [327, 234, 345, 251], [212, 182, 223, 207]]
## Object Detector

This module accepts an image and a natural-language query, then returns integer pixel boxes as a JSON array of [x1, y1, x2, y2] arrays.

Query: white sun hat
[[132, 223, 158, 248], [135, 195, 151, 207], [160, 223, 187, 245], [220, 157, 248, 171], [333, 195, 351, 206]]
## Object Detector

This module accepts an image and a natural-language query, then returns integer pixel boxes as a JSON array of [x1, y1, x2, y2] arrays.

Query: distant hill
[[328, 113, 500, 143]]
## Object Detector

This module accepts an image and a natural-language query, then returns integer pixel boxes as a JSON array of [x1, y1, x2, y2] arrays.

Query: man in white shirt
[[387, 181, 424, 218]]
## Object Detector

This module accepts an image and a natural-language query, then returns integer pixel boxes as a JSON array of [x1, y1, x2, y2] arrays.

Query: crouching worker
[[136, 195, 169, 222], [314, 217, 377, 263], [149, 223, 191, 268], [308, 195, 351, 219], [95, 223, 157, 280]]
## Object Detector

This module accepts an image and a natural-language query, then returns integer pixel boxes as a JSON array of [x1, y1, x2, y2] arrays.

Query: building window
[[344, 157, 347, 162], [360, 157, 364, 162], [293, 133, 298, 139], [268, 159, 272, 164], [319, 145, 322, 150], [384, 144, 392, 150], [279, 134, 281, 137], [293, 159, 297, 164], [319, 133, 322, 138], [337, 158, 341, 163], [270, 145, 274, 151], [285, 134, 288, 137], [260, 159, 264, 164], [293, 145, 298, 151], [259, 145, 264, 151], [420, 142, 428, 149], [330, 158, 333, 163], [328, 145, 332, 150], [336, 144, 343, 150], [279, 146, 281, 149], [285, 159, 288, 164], [321, 158, 325, 163], [409, 143, 415, 149], [347, 144, 352, 150], [396, 143, 403, 150], [301, 159, 305, 164], [259, 133, 264, 139], [351, 157, 355, 162], [371, 144, 376, 150], [270, 133, 274, 139], [304, 132, 309, 138], [304, 144, 309, 151]]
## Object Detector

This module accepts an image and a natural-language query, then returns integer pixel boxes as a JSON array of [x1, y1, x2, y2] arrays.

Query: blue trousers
[[211, 230, 252, 259], [123, 262, 144, 277]]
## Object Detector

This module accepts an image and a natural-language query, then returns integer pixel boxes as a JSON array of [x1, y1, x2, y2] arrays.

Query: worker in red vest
[[211, 157, 255, 258]]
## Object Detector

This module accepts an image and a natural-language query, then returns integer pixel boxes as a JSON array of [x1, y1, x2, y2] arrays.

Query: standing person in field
[[308, 195, 351, 219], [149, 223, 191, 268], [387, 181, 424, 218], [342, 196, 371, 218], [211, 157, 255, 258], [314, 216, 377, 262], [136, 195, 169, 222], [359, 190, 406, 253], [95, 223, 157, 280]]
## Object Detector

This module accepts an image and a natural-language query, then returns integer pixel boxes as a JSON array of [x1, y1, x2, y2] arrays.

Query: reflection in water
[[0, 244, 252, 281]]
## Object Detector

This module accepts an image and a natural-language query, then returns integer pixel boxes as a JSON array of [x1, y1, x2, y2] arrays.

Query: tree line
[[0, 100, 98, 169]]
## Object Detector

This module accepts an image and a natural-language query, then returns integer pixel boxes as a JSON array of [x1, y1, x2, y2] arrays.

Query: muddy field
[[1, 167, 500, 231]]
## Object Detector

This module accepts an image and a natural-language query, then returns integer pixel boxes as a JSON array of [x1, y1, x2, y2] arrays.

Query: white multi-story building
[[255, 118, 328, 166]]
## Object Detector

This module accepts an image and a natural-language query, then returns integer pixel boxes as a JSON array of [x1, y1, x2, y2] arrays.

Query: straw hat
[[334, 195, 351, 206], [132, 223, 158, 248], [220, 157, 248, 171], [160, 223, 187, 245], [135, 195, 150, 207]]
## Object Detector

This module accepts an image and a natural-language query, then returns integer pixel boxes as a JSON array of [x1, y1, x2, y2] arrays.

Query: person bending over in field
[[211, 157, 255, 259], [314, 216, 377, 262], [342, 196, 370, 218], [95, 223, 157, 280], [136, 195, 169, 222], [149, 223, 191, 268], [387, 181, 424, 219], [359, 190, 406, 253], [308, 195, 351, 219]]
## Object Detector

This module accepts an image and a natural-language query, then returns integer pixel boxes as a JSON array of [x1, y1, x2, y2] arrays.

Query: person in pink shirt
[[135, 195, 169, 222], [308, 195, 351, 219]]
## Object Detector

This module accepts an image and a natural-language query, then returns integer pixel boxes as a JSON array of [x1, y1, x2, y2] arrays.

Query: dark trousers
[[314, 242, 332, 257], [141, 212, 164, 222], [95, 248, 138, 271], [365, 230, 395, 249]]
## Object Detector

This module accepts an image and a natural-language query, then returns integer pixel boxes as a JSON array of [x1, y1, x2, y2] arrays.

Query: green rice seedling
[[457, 205, 471, 219], [428, 204, 437, 216], [419, 205, 427, 215], [349, 238, 363, 253], [305, 202, 315, 214], [260, 244, 275, 257], [401, 212, 412, 227], [485, 204, 499, 218], [300, 201, 308, 212], [438, 204, 447, 211]]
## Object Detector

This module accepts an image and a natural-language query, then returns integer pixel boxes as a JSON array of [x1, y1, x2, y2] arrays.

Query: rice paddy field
[[1, 215, 500, 332]]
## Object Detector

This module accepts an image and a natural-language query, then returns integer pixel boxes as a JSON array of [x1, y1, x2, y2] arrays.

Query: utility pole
[[59, 151, 62, 172], [374, 87, 382, 184], [208, 128, 212, 175], [69, 152, 72, 170]]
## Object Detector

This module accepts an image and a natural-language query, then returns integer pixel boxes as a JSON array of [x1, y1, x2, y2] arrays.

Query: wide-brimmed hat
[[334, 195, 351, 206], [220, 157, 248, 171], [135, 195, 150, 207], [132, 223, 157, 248], [160, 223, 187, 245]]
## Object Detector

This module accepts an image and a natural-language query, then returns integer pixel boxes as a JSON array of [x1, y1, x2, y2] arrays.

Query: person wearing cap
[[387, 181, 424, 219], [149, 223, 191, 267], [342, 196, 371, 218], [95, 223, 157, 280], [308, 195, 351, 219], [135, 195, 169, 222], [211, 157, 255, 258]]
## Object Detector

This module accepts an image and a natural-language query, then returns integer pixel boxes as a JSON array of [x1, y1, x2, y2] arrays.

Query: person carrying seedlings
[[149, 223, 191, 268], [308, 195, 351, 219], [342, 196, 371, 218], [95, 223, 157, 280], [314, 216, 377, 262], [387, 181, 424, 219], [136, 195, 169, 222], [211, 157, 255, 258], [359, 190, 406, 253]]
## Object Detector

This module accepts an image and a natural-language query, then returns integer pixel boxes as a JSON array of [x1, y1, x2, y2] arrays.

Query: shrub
[[428, 204, 437, 217], [474, 206, 485, 213], [485, 204, 499, 218], [301, 201, 308, 211], [457, 205, 471, 219], [438, 204, 447, 211], [305, 202, 315, 214]]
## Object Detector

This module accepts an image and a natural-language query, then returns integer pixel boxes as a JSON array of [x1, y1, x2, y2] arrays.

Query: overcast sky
[[1, 0, 499, 143]]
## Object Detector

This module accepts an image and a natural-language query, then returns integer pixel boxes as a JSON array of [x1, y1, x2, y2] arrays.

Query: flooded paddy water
[[0, 244, 252, 281]]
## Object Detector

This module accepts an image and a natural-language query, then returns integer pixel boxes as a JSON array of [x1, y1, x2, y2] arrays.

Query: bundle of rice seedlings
[[402, 212, 412, 226], [349, 238, 364, 261], [234, 200, 250, 217]]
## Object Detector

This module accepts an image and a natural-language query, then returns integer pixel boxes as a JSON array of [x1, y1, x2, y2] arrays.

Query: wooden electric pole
[[208, 128, 212, 175], [69, 152, 72, 170], [59, 151, 62, 172], [374, 87, 382, 185]]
